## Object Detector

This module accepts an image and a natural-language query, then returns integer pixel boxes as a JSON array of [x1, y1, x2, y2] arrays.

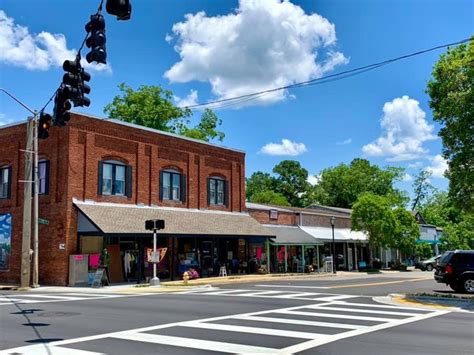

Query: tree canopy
[[312, 159, 407, 208], [426, 38, 474, 211], [250, 190, 290, 206], [272, 160, 310, 207], [104, 83, 225, 142]]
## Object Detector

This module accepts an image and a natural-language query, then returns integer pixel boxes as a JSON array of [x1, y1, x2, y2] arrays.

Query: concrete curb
[[374, 293, 473, 312]]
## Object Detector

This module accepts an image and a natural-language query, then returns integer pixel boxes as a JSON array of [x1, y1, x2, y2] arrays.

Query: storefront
[[75, 202, 274, 284], [264, 225, 323, 273]]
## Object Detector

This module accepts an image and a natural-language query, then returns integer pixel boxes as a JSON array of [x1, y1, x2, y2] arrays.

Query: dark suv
[[434, 250, 474, 293]]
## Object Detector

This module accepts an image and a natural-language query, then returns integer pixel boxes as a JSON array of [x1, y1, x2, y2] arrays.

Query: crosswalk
[[1, 290, 449, 355], [176, 287, 362, 301], [0, 292, 148, 306]]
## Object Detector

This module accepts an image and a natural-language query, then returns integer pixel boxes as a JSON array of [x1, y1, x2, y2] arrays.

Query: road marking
[[311, 305, 418, 316], [256, 284, 331, 289], [1, 295, 449, 355], [233, 315, 365, 329], [329, 301, 431, 311], [328, 278, 430, 289], [180, 321, 324, 339], [313, 295, 358, 301], [281, 308, 450, 354], [112, 332, 278, 354], [3, 344, 105, 355], [12, 294, 82, 300]]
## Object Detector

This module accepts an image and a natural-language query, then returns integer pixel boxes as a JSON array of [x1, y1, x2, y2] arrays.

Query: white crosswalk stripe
[[0, 292, 151, 307], [1, 292, 449, 355]]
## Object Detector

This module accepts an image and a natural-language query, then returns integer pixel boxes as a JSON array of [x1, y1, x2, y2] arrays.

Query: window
[[160, 170, 185, 202], [0, 166, 12, 199], [208, 177, 227, 206], [38, 160, 49, 195], [98, 161, 132, 197]]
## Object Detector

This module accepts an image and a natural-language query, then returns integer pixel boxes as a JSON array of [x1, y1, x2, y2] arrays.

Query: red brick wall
[[248, 209, 297, 225], [0, 113, 247, 285], [301, 214, 352, 229]]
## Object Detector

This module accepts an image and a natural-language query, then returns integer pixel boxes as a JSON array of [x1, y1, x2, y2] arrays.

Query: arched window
[[207, 176, 228, 206], [160, 169, 186, 202], [98, 160, 132, 197], [0, 165, 12, 199]]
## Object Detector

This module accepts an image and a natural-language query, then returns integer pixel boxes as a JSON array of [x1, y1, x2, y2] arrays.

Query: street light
[[330, 216, 336, 274]]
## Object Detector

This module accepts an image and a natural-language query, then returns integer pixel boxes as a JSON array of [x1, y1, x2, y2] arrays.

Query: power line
[[187, 38, 471, 111]]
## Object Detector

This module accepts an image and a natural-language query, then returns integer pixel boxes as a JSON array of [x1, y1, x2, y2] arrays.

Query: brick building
[[247, 202, 369, 272], [0, 113, 271, 286]]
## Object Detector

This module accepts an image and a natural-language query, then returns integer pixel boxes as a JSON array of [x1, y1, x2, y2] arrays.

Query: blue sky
[[1, 0, 473, 196]]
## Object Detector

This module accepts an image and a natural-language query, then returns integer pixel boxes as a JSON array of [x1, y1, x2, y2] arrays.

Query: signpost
[[145, 219, 165, 286], [38, 218, 49, 225]]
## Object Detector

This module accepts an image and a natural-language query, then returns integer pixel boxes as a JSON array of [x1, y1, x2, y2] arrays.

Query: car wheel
[[450, 282, 462, 292], [462, 278, 474, 294], [426, 264, 433, 272]]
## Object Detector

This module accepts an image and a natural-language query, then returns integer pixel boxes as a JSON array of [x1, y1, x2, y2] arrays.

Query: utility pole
[[32, 119, 39, 288], [20, 117, 34, 288]]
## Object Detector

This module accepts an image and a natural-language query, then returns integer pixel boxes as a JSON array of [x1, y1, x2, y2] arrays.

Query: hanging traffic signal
[[62, 60, 91, 107], [52, 87, 72, 127], [106, 0, 132, 20], [38, 112, 52, 140], [85, 14, 107, 64]]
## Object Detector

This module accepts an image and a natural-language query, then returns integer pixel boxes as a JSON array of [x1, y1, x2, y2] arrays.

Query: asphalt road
[[0, 271, 472, 354]]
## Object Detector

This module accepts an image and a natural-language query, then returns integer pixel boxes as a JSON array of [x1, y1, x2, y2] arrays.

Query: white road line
[[313, 295, 357, 301], [309, 305, 418, 317], [11, 294, 82, 300], [197, 289, 251, 295], [329, 301, 431, 311], [55, 293, 121, 298], [180, 321, 325, 339], [256, 284, 331, 289], [112, 332, 278, 354], [0, 298, 37, 303], [1, 344, 105, 355], [275, 309, 395, 322], [238, 291, 285, 296], [232, 314, 366, 329], [279, 309, 450, 354], [273, 292, 319, 299]]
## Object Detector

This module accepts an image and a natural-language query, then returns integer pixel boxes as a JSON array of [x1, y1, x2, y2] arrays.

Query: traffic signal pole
[[32, 119, 39, 288]]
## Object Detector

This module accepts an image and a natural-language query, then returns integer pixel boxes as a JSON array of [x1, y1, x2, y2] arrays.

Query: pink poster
[[256, 246, 262, 260], [89, 254, 100, 268]]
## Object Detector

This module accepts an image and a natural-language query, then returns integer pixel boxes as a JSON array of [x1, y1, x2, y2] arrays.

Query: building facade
[[0, 113, 271, 286]]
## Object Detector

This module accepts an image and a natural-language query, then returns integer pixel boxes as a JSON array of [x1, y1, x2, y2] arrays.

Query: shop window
[[38, 160, 50, 195], [207, 177, 228, 206], [0, 166, 12, 199], [98, 161, 132, 197], [160, 169, 186, 202]]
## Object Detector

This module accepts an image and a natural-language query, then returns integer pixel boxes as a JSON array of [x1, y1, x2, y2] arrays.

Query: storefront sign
[[146, 247, 168, 263], [59, 243, 66, 250], [0, 213, 12, 271], [74, 255, 84, 261], [269, 209, 279, 220]]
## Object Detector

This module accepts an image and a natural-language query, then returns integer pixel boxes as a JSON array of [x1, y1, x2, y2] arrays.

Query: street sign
[[38, 218, 49, 225]]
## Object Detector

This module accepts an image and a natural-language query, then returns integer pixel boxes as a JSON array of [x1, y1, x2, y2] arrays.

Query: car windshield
[[439, 251, 453, 264]]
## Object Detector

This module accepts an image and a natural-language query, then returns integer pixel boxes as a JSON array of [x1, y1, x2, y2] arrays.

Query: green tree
[[392, 208, 420, 256], [426, 39, 474, 211], [411, 169, 436, 211], [415, 242, 433, 259], [351, 193, 397, 262], [250, 190, 290, 206], [439, 214, 474, 251], [418, 192, 461, 227], [273, 160, 310, 207], [246, 172, 278, 201], [104, 84, 225, 142], [312, 159, 407, 208]]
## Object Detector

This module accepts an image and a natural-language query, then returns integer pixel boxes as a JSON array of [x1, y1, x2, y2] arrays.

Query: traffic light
[[38, 112, 52, 140], [85, 14, 107, 64], [106, 0, 132, 20], [62, 60, 91, 107], [52, 87, 72, 127]]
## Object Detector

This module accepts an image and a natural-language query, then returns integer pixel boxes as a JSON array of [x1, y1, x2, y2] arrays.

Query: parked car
[[416, 255, 441, 271], [434, 250, 474, 293]]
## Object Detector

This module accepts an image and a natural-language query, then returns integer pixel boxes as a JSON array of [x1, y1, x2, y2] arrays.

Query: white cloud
[[362, 96, 437, 161], [174, 89, 199, 108], [0, 10, 110, 72], [402, 173, 413, 182], [260, 139, 308, 156], [0, 113, 17, 127], [337, 138, 352, 145], [307, 174, 321, 185], [408, 161, 423, 169], [164, 0, 348, 106], [427, 154, 448, 178]]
